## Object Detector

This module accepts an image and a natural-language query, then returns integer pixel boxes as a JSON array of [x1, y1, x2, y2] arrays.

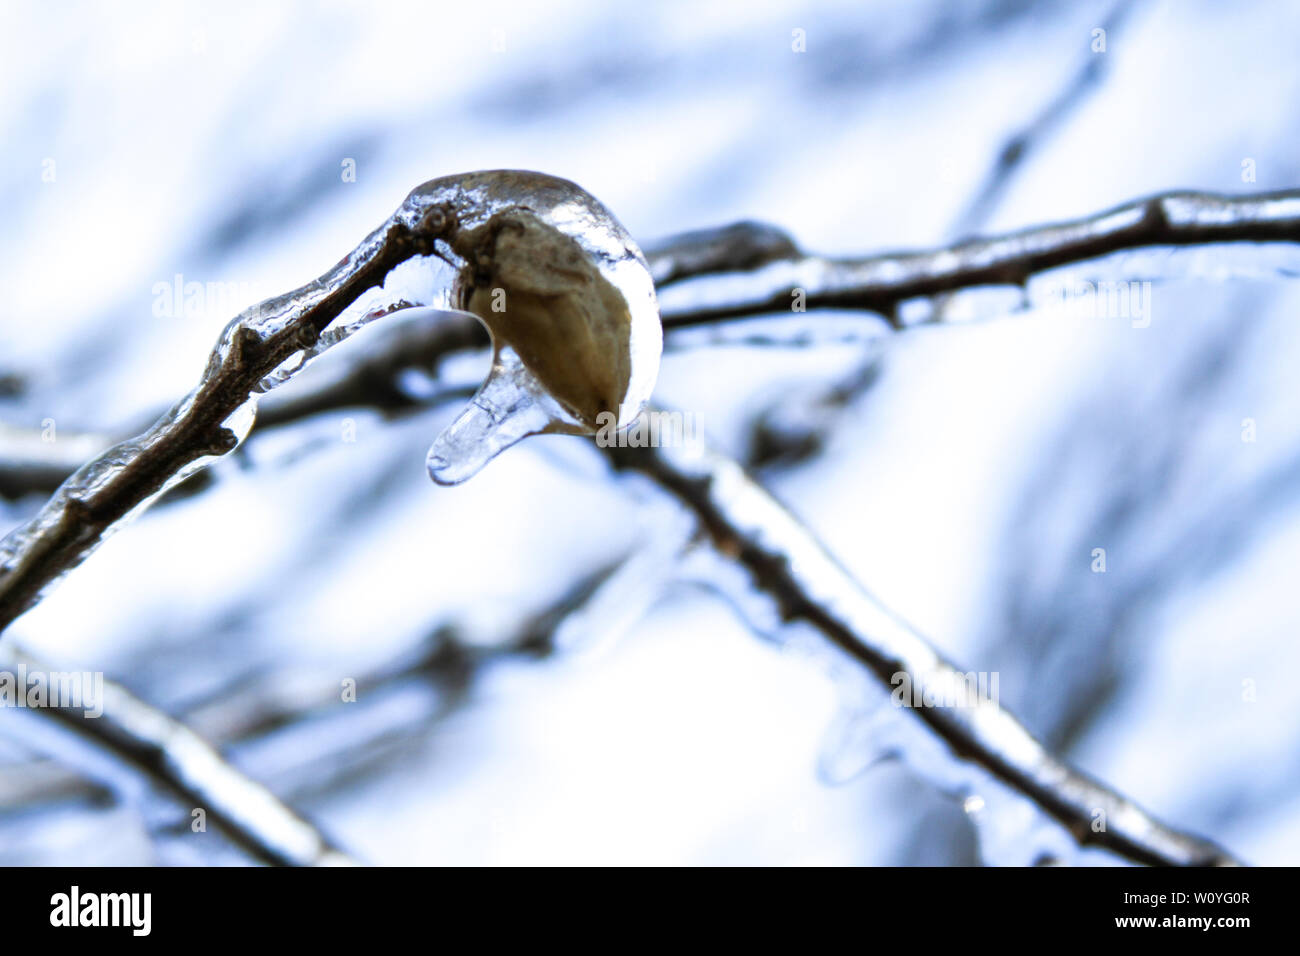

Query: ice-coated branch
[[0, 424, 116, 502], [604, 432, 1240, 867], [0, 169, 662, 633], [0, 313, 485, 505], [1, 644, 353, 866], [642, 220, 801, 285], [0, 554, 639, 818], [0, 203, 450, 633], [659, 188, 1300, 328]]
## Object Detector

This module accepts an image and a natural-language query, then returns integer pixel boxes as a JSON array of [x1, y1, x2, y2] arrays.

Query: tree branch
[[642, 220, 802, 285], [604, 431, 1240, 867], [659, 188, 1300, 328], [0, 556, 635, 842], [1, 644, 354, 865], [0, 205, 454, 633]]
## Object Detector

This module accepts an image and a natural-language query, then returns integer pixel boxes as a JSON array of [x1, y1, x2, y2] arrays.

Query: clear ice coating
[[424, 345, 564, 486], [404, 171, 662, 485]]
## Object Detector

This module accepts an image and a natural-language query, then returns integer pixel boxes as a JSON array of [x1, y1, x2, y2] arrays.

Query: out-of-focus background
[[2, 0, 1299, 865]]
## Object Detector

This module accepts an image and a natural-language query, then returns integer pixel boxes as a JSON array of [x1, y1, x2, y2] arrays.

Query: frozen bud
[[409, 170, 661, 485]]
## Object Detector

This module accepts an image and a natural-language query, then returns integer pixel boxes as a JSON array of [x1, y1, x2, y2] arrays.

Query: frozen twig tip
[[409, 171, 662, 484]]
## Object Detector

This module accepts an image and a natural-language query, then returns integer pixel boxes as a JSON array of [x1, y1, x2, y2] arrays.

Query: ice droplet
[[409, 171, 662, 485], [426, 345, 565, 485]]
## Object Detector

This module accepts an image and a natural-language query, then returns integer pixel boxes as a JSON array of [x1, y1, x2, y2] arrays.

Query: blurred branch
[[1, 644, 354, 866], [1, 556, 632, 826], [604, 430, 1240, 867], [948, 0, 1140, 239], [745, 17, 1137, 470], [0, 425, 115, 501], [643, 220, 801, 285], [660, 188, 1300, 328], [253, 311, 485, 430]]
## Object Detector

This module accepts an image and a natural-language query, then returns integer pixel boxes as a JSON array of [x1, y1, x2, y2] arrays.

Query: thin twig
[[642, 220, 802, 285], [0, 557, 631, 828], [948, 0, 1141, 239], [604, 430, 1240, 867], [1, 644, 354, 866], [659, 188, 1300, 328]]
